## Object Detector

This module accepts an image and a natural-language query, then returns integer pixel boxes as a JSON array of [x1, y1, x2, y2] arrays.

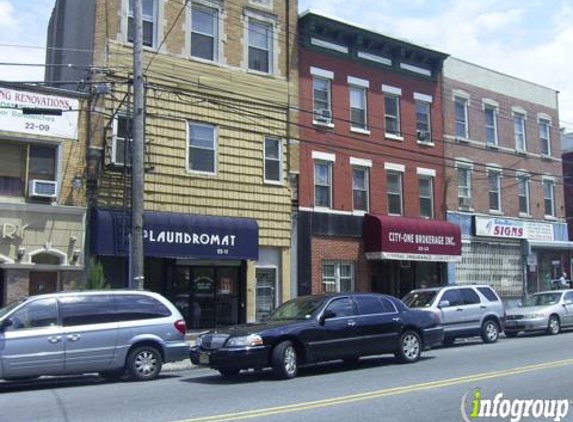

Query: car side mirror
[[319, 310, 336, 325], [438, 300, 450, 308], [0, 318, 13, 332]]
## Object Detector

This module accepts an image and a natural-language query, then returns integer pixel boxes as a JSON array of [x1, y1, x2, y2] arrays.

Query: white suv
[[403, 285, 505, 345]]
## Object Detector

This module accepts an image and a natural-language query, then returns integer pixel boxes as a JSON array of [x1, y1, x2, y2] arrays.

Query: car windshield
[[268, 296, 326, 321], [0, 298, 26, 320], [523, 293, 562, 307], [402, 290, 438, 308]]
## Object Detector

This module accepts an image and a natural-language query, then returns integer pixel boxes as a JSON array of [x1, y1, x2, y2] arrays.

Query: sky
[[0, 0, 572, 132]]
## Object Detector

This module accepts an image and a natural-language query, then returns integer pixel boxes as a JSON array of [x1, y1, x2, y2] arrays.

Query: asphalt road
[[1, 332, 573, 422]]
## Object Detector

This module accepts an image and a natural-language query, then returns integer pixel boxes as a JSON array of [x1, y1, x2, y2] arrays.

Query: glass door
[[256, 268, 277, 321]]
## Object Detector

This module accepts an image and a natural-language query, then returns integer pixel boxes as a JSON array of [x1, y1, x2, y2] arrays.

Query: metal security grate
[[455, 241, 522, 297]]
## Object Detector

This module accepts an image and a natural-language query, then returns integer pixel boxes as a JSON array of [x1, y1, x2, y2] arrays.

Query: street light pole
[[131, 0, 145, 290]]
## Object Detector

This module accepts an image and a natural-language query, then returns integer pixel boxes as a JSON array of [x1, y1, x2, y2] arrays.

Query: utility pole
[[131, 0, 145, 290]]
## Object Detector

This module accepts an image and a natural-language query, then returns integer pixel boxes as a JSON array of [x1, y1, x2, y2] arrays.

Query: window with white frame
[[128, 0, 156, 47], [543, 179, 555, 216], [352, 166, 369, 211], [488, 170, 502, 212], [457, 165, 472, 208], [191, 4, 218, 61], [517, 174, 530, 215], [313, 77, 332, 123], [387, 170, 403, 215], [188, 122, 216, 173], [384, 94, 400, 136], [322, 261, 355, 293], [454, 96, 469, 138], [248, 18, 272, 73], [514, 113, 526, 151], [484, 105, 498, 145], [264, 136, 281, 183], [112, 114, 133, 166], [419, 176, 434, 218], [314, 161, 332, 208], [349, 86, 367, 130], [539, 119, 551, 156], [415, 100, 431, 141]]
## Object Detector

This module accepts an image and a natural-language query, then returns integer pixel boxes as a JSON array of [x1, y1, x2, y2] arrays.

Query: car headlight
[[195, 336, 203, 347], [525, 313, 545, 319], [225, 334, 263, 348]]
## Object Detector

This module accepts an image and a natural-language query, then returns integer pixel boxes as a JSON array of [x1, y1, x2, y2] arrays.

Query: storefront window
[[256, 268, 277, 321]]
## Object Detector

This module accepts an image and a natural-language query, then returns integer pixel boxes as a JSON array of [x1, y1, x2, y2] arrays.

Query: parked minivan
[[402, 285, 505, 345], [0, 290, 189, 382]]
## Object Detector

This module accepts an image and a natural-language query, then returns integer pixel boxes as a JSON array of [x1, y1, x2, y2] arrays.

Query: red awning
[[364, 214, 462, 262]]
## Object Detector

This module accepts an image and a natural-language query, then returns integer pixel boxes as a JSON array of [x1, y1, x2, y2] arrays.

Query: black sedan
[[190, 293, 443, 379]]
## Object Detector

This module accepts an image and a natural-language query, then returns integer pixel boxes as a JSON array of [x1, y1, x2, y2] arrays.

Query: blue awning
[[90, 208, 259, 260]]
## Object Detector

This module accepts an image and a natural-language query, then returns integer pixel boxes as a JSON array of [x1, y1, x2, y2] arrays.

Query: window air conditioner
[[458, 196, 471, 208], [30, 180, 58, 198], [315, 109, 332, 123], [416, 130, 430, 141]]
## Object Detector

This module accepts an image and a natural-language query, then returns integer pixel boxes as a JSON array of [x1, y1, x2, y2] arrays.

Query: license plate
[[199, 352, 210, 365]]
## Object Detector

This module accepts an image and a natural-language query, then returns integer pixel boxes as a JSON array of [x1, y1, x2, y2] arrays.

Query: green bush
[[86, 258, 109, 290]]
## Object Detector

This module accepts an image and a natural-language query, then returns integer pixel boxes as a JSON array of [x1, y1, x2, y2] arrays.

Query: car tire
[[218, 368, 240, 378], [547, 315, 561, 335], [271, 340, 298, 379], [481, 320, 499, 344], [442, 336, 456, 346], [127, 345, 163, 381], [99, 368, 126, 381], [504, 331, 518, 338], [395, 331, 421, 363]]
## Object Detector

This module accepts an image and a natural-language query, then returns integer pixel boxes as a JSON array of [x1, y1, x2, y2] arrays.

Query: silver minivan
[[0, 290, 189, 381]]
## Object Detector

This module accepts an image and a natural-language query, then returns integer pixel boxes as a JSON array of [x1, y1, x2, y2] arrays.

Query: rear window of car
[[460, 288, 481, 305], [477, 287, 499, 302], [60, 295, 117, 326], [355, 296, 397, 315], [402, 290, 437, 308], [114, 294, 171, 321]]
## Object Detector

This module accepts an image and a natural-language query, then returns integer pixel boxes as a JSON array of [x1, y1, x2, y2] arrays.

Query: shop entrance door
[[29, 272, 58, 295], [172, 266, 240, 329]]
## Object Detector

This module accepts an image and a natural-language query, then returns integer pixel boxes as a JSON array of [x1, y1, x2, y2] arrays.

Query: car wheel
[[547, 315, 561, 335], [481, 320, 499, 344], [504, 331, 518, 338], [271, 341, 298, 379], [395, 331, 421, 363], [127, 345, 163, 381], [218, 368, 240, 378], [99, 368, 126, 382], [442, 336, 456, 346]]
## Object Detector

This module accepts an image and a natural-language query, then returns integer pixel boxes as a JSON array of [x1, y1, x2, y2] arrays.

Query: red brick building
[[295, 12, 461, 298]]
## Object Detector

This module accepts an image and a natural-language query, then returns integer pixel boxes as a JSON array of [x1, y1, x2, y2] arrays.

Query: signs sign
[[474, 217, 554, 241], [0, 87, 79, 139]]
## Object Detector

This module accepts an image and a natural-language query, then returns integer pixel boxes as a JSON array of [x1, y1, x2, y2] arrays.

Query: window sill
[[416, 140, 435, 147], [541, 154, 553, 161], [515, 149, 528, 156], [544, 215, 557, 221], [189, 55, 222, 67], [246, 68, 275, 78], [352, 210, 367, 216], [457, 207, 475, 212], [186, 169, 217, 177], [486, 143, 499, 150], [455, 137, 470, 144], [519, 212, 532, 218], [0, 196, 26, 204], [489, 210, 504, 216], [350, 127, 371, 135], [264, 180, 284, 186], [385, 133, 404, 141], [313, 121, 335, 129]]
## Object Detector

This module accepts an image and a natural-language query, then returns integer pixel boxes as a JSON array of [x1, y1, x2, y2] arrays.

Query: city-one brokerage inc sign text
[[388, 232, 457, 253]]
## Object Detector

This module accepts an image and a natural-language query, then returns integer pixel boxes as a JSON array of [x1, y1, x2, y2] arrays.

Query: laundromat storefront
[[363, 214, 462, 297], [90, 208, 259, 329]]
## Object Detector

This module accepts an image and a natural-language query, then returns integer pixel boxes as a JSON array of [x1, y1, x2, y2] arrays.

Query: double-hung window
[[191, 4, 218, 61], [386, 170, 403, 215], [322, 261, 355, 293], [128, 0, 156, 48], [264, 136, 281, 183], [352, 166, 369, 212], [384, 94, 400, 136], [248, 19, 272, 73], [313, 76, 332, 123], [349, 86, 367, 130], [539, 119, 551, 156], [112, 114, 133, 166], [517, 174, 530, 215], [543, 179, 555, 217], [188, 122, 216, 174], [457, 165, 472, 208], [488, 169, 502, 212], [314, 161, 332, 208], [484, 105, 498, 146], [419, 176, 434, 218], [514, 112, 526, 151], [454, 96, 469, 138], [415, 100, 431, 140]]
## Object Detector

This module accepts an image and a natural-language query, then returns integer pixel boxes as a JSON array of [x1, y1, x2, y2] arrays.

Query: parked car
[[0, 290, 189, 382], [190, 293, 443, 379], [504, 290, 573, 336], [402, 284, 505, 345]]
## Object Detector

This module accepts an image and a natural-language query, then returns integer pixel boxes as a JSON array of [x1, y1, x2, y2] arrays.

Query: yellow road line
[[169, 358, 573, 422]]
